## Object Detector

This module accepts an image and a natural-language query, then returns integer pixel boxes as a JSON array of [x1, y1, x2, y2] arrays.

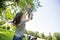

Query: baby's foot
[[31, 17, 33, 20]]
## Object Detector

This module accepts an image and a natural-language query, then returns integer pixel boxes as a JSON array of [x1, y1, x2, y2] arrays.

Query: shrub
[[0, 20, 5, 25], [52, 32, 60, 40]]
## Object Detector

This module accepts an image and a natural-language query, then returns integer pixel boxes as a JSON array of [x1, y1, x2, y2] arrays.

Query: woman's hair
[[12, 12, 23, 25]]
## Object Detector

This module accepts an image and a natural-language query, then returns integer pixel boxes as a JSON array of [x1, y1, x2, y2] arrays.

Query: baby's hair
[[27, 4, 31, 6]]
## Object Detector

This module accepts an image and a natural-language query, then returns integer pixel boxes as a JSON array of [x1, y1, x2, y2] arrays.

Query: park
[[0, 0, 60, 40]]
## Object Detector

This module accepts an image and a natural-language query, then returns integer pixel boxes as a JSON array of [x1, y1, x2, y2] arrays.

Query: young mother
[[12, 12, 31, 40]]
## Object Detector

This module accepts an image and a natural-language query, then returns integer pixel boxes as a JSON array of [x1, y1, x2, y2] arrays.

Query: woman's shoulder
[[21, 18, 26, 22]]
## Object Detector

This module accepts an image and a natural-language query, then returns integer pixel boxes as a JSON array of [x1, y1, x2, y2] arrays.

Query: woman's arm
[[23, 11, 32, 22], [23, 12, 27, 19], [25, 13, 32, 22], [25, 18, 31, 22]]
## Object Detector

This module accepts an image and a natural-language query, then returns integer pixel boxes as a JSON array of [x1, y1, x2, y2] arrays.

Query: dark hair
[[12, 12, 23, 25]]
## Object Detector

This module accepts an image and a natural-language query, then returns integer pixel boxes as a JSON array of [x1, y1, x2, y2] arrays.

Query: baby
[[27, 4, 33, 20]]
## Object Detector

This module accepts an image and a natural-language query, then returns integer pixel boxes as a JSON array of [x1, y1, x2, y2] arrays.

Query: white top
[[15, 19, 26, 37]]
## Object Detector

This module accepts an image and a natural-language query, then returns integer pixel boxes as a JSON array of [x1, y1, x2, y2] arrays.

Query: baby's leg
[[31, 13, 33, 20], [28, 14, 30, 18], [28, 13, 33, 20]]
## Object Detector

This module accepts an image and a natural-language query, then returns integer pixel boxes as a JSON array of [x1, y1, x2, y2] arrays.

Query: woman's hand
[[25, 12, 33, 22]]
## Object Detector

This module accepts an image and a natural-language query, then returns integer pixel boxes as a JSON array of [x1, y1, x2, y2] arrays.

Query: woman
[[12, 12, 31, 40]]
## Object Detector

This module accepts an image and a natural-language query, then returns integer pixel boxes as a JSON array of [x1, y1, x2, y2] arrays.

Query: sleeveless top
[[15, 19, 26, 37]]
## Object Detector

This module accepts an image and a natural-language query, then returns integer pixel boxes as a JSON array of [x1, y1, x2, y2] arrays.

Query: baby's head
[[27, 4, 31, 9]]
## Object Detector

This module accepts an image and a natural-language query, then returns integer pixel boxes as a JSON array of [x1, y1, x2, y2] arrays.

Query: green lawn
[[0, 28, 26, 40], [0, 28, 46, 40], [0, 28, 14, 40]]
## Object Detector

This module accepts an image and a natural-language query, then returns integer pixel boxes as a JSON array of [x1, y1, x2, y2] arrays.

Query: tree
[[0, 0, 41, 13], [0, 20, 5, 25], [0, 0, 41, 29], [3, 8, 14, 20], [41, 32, 45, 39], [52, 32, 60, 40], [46, 32, 52, 40], [0, 0, 42, 22]]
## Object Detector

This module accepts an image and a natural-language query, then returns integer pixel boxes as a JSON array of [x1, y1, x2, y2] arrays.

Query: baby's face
[[27, 5, 31, 8]]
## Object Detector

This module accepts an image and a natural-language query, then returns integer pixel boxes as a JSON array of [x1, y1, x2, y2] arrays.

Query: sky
[[26, 0, 60, 35]]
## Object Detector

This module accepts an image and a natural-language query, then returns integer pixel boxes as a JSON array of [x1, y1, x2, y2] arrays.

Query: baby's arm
[[30, 12, 32, 17], [29, 9, 33, 20]]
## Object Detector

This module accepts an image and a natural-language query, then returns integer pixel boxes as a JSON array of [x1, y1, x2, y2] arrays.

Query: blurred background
[[0, 0, 60, 40]]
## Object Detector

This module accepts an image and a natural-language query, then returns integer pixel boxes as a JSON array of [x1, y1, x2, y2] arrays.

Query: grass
[[0, 28, 46, 40], [0, 28, 14, 40], [0, 28, 26, 40]]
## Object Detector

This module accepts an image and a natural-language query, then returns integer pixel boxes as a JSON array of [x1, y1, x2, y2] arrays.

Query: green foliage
[[17, 0, 33, 9], [0, 28, 14, 40], [0, 0, 41, 13], [52, 36, 57, 40], [2, 23, 16, 31], [17, 0, 41, 11], [0, 0, 41, 21], [44, 32, 60, 40], [0, 27, 60, 40], [4, 8, 14, 20], [24, 29, 28, 34], [0, 20, 5, 25], [52, 32, 60, 40], [10, 25, 16, 31], [0, 28, 26, 40], [44, 33, 52, 40], [25, 30, 39, 38], [0, 0, 6, 10], [46, 36, 52, 40], [41, 33, 45, 39]]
